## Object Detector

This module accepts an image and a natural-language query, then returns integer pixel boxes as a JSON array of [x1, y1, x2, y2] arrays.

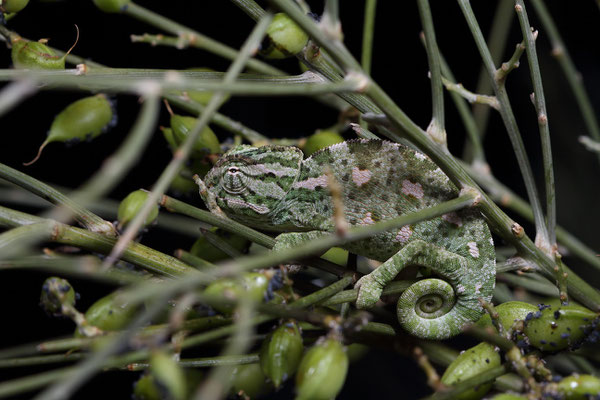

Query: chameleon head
[[199, 144, 303, 228]]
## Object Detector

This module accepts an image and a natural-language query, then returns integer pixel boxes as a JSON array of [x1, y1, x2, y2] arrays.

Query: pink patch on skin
[[292, 175, 328, 190], [394, 225, 413, 243], [361, 212, 375, 225], [401, 180, 424, 199], [442, 212, 463, 227], [352, 167, 372, 187]]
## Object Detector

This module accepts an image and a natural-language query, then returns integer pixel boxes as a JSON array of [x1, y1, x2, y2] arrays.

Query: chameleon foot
[[355, 274, 384, 309]]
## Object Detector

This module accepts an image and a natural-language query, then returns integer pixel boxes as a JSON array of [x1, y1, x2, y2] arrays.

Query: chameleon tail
[[396, 276, 492, 340]]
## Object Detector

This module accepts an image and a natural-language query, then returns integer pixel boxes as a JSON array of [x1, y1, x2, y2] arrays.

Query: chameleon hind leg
[[355, 239, 491, 339]]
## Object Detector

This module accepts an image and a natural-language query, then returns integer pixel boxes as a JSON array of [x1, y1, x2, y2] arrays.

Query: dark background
[[1, 0, 600, 398]]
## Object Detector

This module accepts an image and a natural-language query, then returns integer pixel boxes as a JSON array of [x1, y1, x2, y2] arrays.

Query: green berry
[[203, 272, 269, 313], [40, 277, 76, 317], [190, 227, 251, 263], [476, 301, 538, 332], [524, 304, 598, 351], [321, 247, 348, 266], [82, 290, 139, 332], [170, 114, 220, 159], [133, 352, 187, 400], [557, 374, 600, 400], [25, 94, 114, 165], [11, 37, 66, 70], [487, 395, 528, 400], [302, 130, 344, 156], [295, 337, 348, 400], [259, 321, 304, 388], [117, 190, 159, 230], [161, 127, 178, 151], [260, 13, 309, 59], [92, 0, 130, 13], [1, 0, 29, 13], [440, 342, 501, 400], [229, 363, 272, 399]]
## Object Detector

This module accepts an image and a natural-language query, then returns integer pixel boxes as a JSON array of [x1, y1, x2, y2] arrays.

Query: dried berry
[[25, 94, 114, 165], [40, 277, 76, 317]]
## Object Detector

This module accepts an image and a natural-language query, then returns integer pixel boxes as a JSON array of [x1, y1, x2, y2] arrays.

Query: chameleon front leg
[[355, 239, 493, 339], [272, 231, 330, 272]]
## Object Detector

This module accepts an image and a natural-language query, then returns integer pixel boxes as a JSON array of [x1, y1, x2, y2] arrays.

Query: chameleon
[[195, 139, 496, 340]]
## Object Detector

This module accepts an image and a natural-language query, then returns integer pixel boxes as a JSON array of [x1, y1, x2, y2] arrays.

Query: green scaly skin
[[197, 139, 496, 339]]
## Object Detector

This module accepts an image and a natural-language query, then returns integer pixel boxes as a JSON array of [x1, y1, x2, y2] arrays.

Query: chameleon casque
[[196, 139, 496, 340]]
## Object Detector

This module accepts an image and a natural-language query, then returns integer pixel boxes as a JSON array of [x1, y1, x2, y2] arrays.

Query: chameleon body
[[198, 139, 496, 339]]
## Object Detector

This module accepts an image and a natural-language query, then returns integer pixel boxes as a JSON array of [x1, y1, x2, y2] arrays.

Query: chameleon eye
[[222, 165, 247, 194]]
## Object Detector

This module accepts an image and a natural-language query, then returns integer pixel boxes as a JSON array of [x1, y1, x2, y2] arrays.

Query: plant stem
[[126, 353, 259, 370], [268, 0, 600, 311], [125, 2, 282, 76], [0, 205, 197, 278], [0, 69, 363, 96], [467, 0, 513, 162], [514, 0, 565, 302], [160, 195, 275, 249], [320, 279, 417, 306], [0, 353, 85, 369], [417, 0, 446, 146], [0, 163, 115, 236], [0, 80, 36, 117], [361, 0, 377, 75], [530, 0, 600, 166], [440, 76, 500, 110], [456, 0, 549, 248]]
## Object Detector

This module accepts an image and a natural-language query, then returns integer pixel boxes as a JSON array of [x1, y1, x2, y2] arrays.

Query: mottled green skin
[[200, 139, 496, 339]]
